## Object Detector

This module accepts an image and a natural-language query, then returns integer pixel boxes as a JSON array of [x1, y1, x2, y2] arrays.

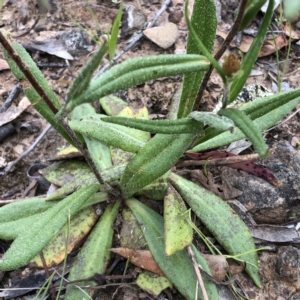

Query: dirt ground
[[1, 0, 300, 299]]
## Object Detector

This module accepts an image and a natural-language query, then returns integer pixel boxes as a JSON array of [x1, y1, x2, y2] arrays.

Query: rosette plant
[[1, 0, 300, 299]]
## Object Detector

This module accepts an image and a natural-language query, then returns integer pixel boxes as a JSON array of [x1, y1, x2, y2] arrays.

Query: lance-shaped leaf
[[0, 192, 108, 240], [192, 89, 300, 152], [189, 111, 234, 131], [3, 37, 73, 144], [30, 206, 99, 268], [240, 0, 268, 30], [64, 200, 121, 300], [0, 197, 53, 223], [239, 88, 300, 119], [71, 104, 113, 171], [125, 197, 219, 300], [108, 2, 122, 61], [120, 133, 195, 198], [69, 116, 145, 153], [64, 54, 209, 113], [169, 173, 261, 287], [178, 0, 217, 118], [229, 0, 274, 103], [67, 43, 108, 101], [0, 184, 100, 271], [102, 116, 204, 134], [164, 184, 193, 256], [218, 108, 268, 157]]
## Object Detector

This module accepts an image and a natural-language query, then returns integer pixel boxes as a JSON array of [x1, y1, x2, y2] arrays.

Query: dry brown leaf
[[190, 170, 243, 200], [284, 23, 299, 40], [227, 258, 246, 276], [202, 254, 229, 281], [217, 29, 290, 57], [0, 97, 31, 126], [258, 35, 289, 57], [110, 248, 165, 276]]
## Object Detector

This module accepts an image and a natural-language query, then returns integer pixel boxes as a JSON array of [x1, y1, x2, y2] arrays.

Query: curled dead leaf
[[110, 248, 165, 276]]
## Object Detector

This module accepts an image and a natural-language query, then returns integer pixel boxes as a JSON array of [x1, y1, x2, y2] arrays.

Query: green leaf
[[125, 197, 219, 300], [136, 271, 172, 298], [0, 193, 108, 240], [218, 108, 268, 157], [120, 133, 195, 198], [64, 54, 209, 113], [229, 0, 274, 103], [240, 0, 268, 30], [0, 197, 52, 223], [67, 43, 108, 101], [108, 2, 123, 61], [0, 184, 100, 271], [178, 0, 217, 118], [102, 116, 204, 134], [188, 111, 234, 131], [169, 173, 261, 287], [69, 116, 145, 153], [100, 95, 128, 116], [3, 40, 73, 144], [164, 184, 193, 256], [71, 104, 113, 171], [65, 200, 121, 299], [192, 88, 300, 152], [240, 88, 300, 119]]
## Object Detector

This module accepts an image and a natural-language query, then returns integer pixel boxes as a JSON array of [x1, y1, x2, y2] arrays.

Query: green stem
[[281, 21, 292, 89]]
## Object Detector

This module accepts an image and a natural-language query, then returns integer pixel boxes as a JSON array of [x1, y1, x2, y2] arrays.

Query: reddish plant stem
[[0, 31, 58, 114]]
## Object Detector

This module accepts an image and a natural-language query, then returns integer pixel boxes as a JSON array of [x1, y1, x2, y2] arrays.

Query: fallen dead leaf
[[201, 254, 228, 281], [284, 23, 299, 40], [190, 169, 243, 200], [0, 97, 31, 127], [110, 248, 165, 276], [258, 35, 289, 57], [217, 29, 290, 57]]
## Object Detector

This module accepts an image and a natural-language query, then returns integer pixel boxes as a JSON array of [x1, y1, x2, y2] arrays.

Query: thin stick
[[193, 0, 249, 111], [0, 83, 22, 113], [0, 31, 58, 114], [0, 124, 51, 175], [40, 251, 56, 300], [177, 153, 260, 168], [93, 0, 172, 78], [187, 246, 209, 300], [12, 17, 40, 38]]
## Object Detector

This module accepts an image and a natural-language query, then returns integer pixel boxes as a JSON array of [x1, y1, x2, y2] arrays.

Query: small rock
[[222, 140, 300, 224], [168, 8, 183, 24], [143, 23, 179, 49], [275, 246, 300, 283], [122, 5, 147, 36], [289, 292, 300, 300], [59, 30, 93, 55]]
